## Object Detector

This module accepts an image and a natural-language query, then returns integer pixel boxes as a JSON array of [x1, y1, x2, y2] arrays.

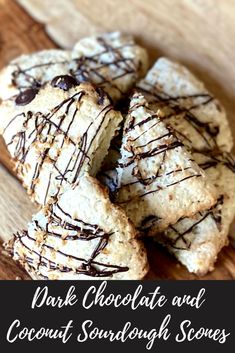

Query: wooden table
[[0, 0, 235, 280]]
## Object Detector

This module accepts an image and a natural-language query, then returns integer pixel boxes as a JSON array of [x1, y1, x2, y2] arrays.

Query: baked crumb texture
[[0, 82, 123, 205], [116, 92, 216, 233], [5, 174, 149, 280], [137, 57, 235, 274]]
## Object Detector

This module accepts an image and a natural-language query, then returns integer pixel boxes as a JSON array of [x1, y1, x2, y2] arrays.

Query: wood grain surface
[[0, 0, 235, 280]]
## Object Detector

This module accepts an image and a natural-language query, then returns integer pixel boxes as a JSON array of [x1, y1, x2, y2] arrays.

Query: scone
[[0, 32, 148, 102], [0, 79, 123, 205], [71, 31, 148, 102], [137, 57, 233, 152], [137, 58, 235, 274], [116, 92, 216, 233], [159, 150, 235, 275], [5, 174, 149, 280]]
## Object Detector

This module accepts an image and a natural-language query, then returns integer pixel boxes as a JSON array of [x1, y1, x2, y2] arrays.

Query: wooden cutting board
[[0, 0, 235, 280]]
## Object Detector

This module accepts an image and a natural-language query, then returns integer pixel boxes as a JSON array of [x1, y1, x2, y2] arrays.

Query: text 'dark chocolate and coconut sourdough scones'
[[0, 32, 148, 103], [0, 80, 123, 205], [5, 174, 149, 280], [116, 92, 216, 233]]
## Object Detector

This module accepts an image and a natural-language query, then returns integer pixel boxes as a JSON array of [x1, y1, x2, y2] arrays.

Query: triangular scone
[[71, 32, 148, 102], [137, 58, 235, 274], [0, 80, 122, 205], [116, 92, 216, 234], [137, 57, 233, 152], [0, 32, 148, 102], [158, 151, 235, 275], [5, 174, 149, 280]]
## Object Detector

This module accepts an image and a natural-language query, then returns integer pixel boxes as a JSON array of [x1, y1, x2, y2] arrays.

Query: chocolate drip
[[72, 105, 113, 183], [130, 174, 201, 201], [71, 40, 138, 97], [10, 39, 138, 101], [5, 89, 114, 204], [118, 104, 203, 204], [165, 196, 224, 250], [125, 113, 159, 134], [137, 140, 183, 160], [13, 197, 129, 277], [15, 88, 39, 106], [137, 81, 220, 150], [49, 203, 114, 241], [119, 140, 183, 169], [11, 59, 70, 93], [196, 150, 235, 173]]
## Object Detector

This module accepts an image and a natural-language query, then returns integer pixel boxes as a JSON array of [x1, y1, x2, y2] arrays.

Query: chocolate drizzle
[[10, 38, 141, 101], [137, 78, 221, 151], [155, 131, 235, 251], [197, 150, 235, 173], [164, 195, 224, 250], [11, 60, 69, 92], [12, 198, 129, 278], [117, 98, 202, 204], [70, 39, 139, 98], [5, 88, 114, 205], [126, 75, 235, 241]]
